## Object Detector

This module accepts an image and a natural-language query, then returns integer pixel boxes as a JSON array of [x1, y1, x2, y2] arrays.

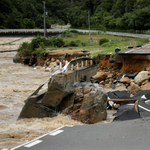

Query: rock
[[120, 77, 131, 84], [59, 82, 107, 124], [83, 86, 92, 94], [114, 86, 127, 91], [107, 73, 114, 78], [49, 62, 56, 68], [113, 104, 120, 109], [13, 53, 22, 63], [141, 82, 150, 90], [105, 79, 109, 84], [36, 66, 42, 69], [51, 58, 55, 62], [92, 71, 107, 82], [51, 66, 59, 72], [134, 71, 150, 85], [115, 83, 125, 87], [127, 83, 140, 95], [100, 80, 105, 85], [147, 67, 150, 71], [45, 68, 51, 72], [109, 81, 113, 85], [141, 79, 149, 85], [56, 59, 60, 65], [116, 73, 122, 78], [46, 61, 50, 66], [104, 84, 110, 89]]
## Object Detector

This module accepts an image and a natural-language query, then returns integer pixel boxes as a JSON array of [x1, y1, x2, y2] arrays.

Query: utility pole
[[43, 1, 46, 37], [88, 10, 91, 45]]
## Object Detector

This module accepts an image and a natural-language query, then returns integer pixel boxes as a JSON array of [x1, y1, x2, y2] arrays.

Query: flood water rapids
[[0, 52, 84, 149]]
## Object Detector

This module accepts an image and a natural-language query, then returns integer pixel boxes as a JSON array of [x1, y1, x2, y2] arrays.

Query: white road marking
[[11, 126, 64, 150], [24, 140, 43, 148], [138, 105, 150, 112], [50, 130, 64, 136], [126, 104, 134, 106], [141, 95, 146, 99], [66, 125, 74, 127]]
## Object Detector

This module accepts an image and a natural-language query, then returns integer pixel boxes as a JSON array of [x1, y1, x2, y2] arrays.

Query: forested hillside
[[1, 0, 150, 31]]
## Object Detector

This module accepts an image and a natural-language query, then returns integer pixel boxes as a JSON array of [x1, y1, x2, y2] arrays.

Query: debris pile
[[18, 57, 107, 124], [59, 82, 107, 124], [92, 70, 122, 89], [107, 86, 150, 121], [93, 68, 150, 93]]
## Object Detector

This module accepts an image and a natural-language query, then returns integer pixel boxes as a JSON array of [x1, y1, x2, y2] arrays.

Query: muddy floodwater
[[0, 37, 115, 149], [0, 51, 84, 149]]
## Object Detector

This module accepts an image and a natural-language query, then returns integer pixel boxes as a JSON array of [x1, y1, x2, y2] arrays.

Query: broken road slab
[[12, 117, 150, 150]]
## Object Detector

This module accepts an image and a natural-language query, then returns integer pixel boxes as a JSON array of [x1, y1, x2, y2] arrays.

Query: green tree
[[23, 18, 35, 29], [5, 8, 24, 29]]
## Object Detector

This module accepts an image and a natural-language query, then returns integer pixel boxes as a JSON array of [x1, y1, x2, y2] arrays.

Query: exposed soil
[[47, 48, 103, 55]]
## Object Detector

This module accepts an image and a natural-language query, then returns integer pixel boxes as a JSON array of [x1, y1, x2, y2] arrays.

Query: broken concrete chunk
[[92, 71, 107, 82], [59, 82, 107, 124], [127, 83, 140, 95], [120, 77, 131, 84], [134, 71, 150, 85], [13, 53, 22, 63], [141, 82, 150, 91]]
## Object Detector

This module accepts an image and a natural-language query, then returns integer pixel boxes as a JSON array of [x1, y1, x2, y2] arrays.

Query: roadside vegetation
[[17, 31, 148, 57]]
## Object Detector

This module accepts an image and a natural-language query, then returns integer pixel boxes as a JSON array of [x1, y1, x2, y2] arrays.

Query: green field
[[18, 33, 148, 57], [61, 33, 148, 56]]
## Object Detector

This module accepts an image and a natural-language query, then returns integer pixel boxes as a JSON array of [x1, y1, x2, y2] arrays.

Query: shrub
[[35, 42, 48, 56], [69, 41, 78, 47], [62, 29, 70, 34], [17, 36, 65, 57], [51, 37, 65, 47], [99, 38, 109, 45], [17, 42, 33, 56], [75, 39, 82, 44], [81, 41, 87, 46], [70, 29, 79, 33], [101, 42, 116, 47], [31, 36, 47, 50]]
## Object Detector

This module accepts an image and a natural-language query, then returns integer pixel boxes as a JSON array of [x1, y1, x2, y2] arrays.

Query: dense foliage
[[1, 0, 150, 31], [17, 35, 65, 56]]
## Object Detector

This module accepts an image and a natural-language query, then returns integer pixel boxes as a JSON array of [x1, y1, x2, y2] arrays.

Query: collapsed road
[[2, 37, 150, 149], [12, 55, 150, 150]]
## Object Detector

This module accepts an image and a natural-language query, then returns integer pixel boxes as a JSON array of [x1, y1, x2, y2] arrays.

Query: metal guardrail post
[[81, 56, 84, 68], [77, 62, 79, 70], [86, 55, 88, 66], [71, 64, 74, 70], [60, 62, 62, 69], [91, 55, 93, 65], [65, 60, 68, 72]]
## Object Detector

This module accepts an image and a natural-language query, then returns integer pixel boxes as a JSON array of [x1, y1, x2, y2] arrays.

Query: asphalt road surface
[[1, 29, 150, 39], [11, 117, 150, 150]]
